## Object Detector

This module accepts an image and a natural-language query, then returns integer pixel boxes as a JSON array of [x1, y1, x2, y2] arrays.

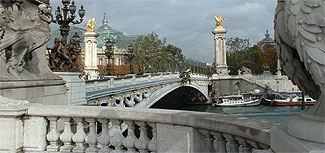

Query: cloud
[[49, 0, 277, 63]]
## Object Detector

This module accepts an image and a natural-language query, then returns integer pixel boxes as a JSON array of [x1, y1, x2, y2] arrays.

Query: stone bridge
[[85, 73, 271, 108], [86, 73, 210, 108]]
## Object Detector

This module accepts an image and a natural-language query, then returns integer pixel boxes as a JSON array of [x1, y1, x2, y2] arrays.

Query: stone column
[[0, 96, 29, 153], [213, 29, 229, 76], [84, 32, 99, 79]]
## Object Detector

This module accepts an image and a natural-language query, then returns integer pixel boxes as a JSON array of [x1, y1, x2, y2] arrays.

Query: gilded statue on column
[[85, 17, 96, 32], [214, 16, 227, 30]]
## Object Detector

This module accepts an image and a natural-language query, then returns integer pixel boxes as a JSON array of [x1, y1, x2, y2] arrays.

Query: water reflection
[[176, 104, 307, 123]]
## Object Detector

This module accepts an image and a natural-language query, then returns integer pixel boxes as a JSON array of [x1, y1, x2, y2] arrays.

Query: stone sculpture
[[48, 32, 82, 72], [0, 0, 52, 75], [0, 0, 67, 105], [275, 0, 325, 143]]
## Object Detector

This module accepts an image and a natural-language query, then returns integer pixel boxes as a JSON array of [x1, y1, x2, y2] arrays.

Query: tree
[[226, 37, 251, 75], [259, 44, 278, 74], [226, 37, 250, 52], [132, 32, 184, 73]]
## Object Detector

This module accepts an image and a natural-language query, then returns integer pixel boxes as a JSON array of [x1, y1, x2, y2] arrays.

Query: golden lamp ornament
[[85, 18, 96, 32], [214, 16, 227, 30]]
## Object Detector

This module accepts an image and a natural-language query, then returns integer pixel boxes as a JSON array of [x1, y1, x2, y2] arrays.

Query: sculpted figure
[[214, 16, 227, 29], [85, 17, 96, 32], [0, 0, 52, 74], [48, 33, 82, 72], [275, 0, 325, 143]]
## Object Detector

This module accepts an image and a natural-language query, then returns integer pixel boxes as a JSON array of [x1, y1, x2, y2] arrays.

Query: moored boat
[[212, 94, 260, 107], [262, 92, 316, 106]]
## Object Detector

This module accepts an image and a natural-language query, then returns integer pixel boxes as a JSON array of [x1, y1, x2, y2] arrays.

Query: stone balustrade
[[85, 73, 180, 92], [20, 105, 279, 153]]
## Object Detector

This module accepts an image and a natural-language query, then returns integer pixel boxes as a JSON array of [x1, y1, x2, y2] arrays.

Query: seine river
[[176, 104, 307, 123]]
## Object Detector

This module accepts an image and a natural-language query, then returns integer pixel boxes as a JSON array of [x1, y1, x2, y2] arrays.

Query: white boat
[[212, 94, 260, 107], [261, 92, 316, 106]]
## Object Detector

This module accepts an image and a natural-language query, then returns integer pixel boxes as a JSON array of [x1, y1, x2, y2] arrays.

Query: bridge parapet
[[86, 73, 210, 107], [86, 73, 180, 92], [20, 104, 278, 152]]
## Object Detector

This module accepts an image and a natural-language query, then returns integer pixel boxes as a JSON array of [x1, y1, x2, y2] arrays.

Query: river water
[[176, 104, 307, 124]]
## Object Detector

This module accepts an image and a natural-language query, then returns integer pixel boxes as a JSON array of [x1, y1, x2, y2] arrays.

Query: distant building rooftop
[[47, 13, 139, 49], [257, 30, 276, 50]]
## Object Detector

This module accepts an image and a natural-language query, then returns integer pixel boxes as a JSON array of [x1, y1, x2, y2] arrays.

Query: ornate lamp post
[[145, 49, 151, 73], [157, 51, 162, 72], [174, 54, 179, 73], [49, 0, 85, 72], [52, 0, 85, 44], [105, 40, 115, 76], [127, 44, 134, 74], [167, 53, 172, 72]]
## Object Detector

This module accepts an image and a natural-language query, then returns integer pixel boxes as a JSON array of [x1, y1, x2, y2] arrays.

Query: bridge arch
[[137, 81, 209, 108]]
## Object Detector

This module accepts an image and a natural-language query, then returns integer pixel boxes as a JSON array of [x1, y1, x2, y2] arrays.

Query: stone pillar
[[276, 58, 281, 78], [84, 32, 99, 79], [213, 29, 228, 76], [0, 96, 29, 153], [54, 72, 87, 105]]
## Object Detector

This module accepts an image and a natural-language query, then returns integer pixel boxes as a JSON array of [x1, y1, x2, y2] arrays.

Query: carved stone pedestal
[[54, 72, 86, 105], [0, 79, 67, 105]]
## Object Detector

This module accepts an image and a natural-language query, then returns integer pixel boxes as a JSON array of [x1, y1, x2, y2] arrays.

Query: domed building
[[257, 30, 276, 51], [47, 13, 139, 74]]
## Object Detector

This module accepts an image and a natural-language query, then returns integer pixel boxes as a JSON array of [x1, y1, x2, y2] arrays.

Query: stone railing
[[18, 105, 279, 153], [85, 73, 180, 92]]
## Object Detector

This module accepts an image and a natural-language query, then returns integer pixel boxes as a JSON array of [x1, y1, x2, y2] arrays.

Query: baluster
[[85, 118, 98, 152], [135, 122, 150, 153], [235, 136, 252, 153], [148, 123, 157, 153], [246, 140, 261, 150], [210, 131, 227, 153], [122, 121, 138, 153], [72, 118, 86, 152], [198, 129, 214, 153], [257, 143, 269, 150], [97, 119, 112, 153], [46, 117, 60, 151], [59, 117, 74, 152], [223, 133, 239, 153], [110, 119, 125, 153]]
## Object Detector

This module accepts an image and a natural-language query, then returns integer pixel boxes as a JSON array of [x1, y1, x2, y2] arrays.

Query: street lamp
[[52, 0, 85, 43], [49, 0, 85, 72], [145, 49, 151, 73], [105, 40, 115, 76], [174, 54, 179, 73], [157, 51, 162, 72], [167, 53, 172, 72], [127, 44, 134, 74]]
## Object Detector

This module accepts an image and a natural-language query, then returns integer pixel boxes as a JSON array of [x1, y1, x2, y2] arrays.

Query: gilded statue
[[214, 16, 227, 30], [85, 17, 96, 32]]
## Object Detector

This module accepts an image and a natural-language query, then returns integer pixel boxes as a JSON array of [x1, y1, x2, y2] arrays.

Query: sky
[[51, 0, 277, 63]]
